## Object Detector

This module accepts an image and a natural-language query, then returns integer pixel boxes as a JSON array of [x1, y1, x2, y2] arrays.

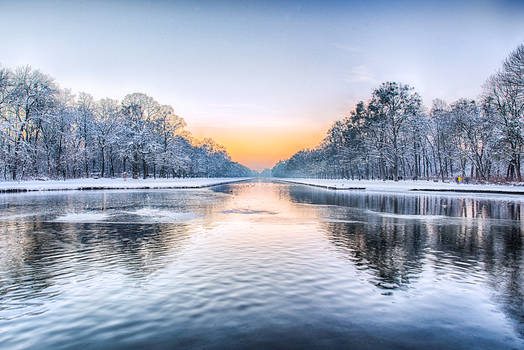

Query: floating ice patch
[[319, 218, 365, 224], [366, 210, 446, 220], [125, 208, 199, 223], [0, 212, 37, 220], [54, 212, 109, 223], [221, 208, 277, 215]]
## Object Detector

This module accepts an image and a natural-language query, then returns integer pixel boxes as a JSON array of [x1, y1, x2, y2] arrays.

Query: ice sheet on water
[[124, 208, 200, 223], [0, 212, 37, 220], [319, 218, 365, 224], [52, 208, 200, 224], [221, 208, 278, 215], [366, 210, 447, 220], [54, 212, 110, 223]]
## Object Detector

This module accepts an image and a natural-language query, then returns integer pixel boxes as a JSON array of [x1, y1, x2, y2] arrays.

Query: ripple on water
[[0, 182, 522, 349]]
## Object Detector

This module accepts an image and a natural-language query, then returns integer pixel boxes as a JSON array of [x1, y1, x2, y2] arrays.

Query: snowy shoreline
[[0, 177, 252, 193], [276, 178, 524, 195], [3, 177, 524, 196]]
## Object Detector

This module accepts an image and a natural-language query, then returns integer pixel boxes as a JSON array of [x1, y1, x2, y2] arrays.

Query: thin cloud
[[344, 65, 377, 84], [332, 43, 363, 54]]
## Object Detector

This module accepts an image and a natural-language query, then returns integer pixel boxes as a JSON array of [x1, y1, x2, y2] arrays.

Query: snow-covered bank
[[277, 178, 524, 195], [0, 178, 252, 193]]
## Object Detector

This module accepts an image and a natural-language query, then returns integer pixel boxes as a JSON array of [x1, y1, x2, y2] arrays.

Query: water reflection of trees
[[288, 186, 523, 334], [326, 221, 426, 290], [0, 220, 57, 315], [481, 225, 523, 336], [288, 185, 524, 221], [0, 221, 192, 315], [0, 189, 233, 316]]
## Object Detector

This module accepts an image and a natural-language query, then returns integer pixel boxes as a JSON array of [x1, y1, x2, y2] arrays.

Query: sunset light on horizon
[[191, 124, 326, 171], [1, 0, 522, 172]]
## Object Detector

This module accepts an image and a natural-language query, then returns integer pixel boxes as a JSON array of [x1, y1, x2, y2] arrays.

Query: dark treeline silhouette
[[273, 44, 523, 182], [0, 67, 253, 180]]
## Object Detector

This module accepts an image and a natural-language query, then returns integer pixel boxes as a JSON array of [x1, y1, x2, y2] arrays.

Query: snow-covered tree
[[484, 44, 524, 180], [0, 66, 252, 180], [273, 44, 524, 183]]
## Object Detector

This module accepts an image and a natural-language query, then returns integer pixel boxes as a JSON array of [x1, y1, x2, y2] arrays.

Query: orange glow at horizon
[[189, 124, 326, 171]]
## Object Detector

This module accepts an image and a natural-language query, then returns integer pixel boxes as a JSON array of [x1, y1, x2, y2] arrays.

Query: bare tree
[[484, 44, 524, 180]]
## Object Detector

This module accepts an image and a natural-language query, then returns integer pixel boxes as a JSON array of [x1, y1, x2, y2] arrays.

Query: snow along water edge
[[0, 177, 253, 193], [277, 178, 524, 195]]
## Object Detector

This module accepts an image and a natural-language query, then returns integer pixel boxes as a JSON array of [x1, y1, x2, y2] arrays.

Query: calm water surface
[[0, 180, 522, 349]]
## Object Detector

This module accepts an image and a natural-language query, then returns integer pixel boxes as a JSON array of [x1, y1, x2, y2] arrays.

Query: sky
[[1, 0, 523, 170]]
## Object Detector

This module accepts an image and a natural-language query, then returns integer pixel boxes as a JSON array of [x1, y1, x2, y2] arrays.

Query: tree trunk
[[132, 152, 139, 179], [101, 146, 105, 177]]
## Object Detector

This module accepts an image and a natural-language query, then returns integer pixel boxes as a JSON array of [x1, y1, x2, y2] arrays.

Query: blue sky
[[1, 0, 523, 169]]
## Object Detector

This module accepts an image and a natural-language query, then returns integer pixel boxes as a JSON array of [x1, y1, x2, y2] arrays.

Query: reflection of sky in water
[[0, 182, 522, 349]]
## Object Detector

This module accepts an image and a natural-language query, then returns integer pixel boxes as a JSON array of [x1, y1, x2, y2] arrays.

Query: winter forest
[[0, 68, 253, 180], [1, 44, 522, 183], [273, 44, 524, 182]]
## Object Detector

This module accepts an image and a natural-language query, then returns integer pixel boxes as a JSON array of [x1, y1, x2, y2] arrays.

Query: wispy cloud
[[332, 43, 363, 54], [344, 65, 376, 84]]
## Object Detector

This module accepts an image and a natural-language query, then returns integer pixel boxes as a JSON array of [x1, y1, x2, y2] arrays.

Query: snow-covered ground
[[4, 177, 524, 195], [277, 178, 524, 194], [0, 177, 251, 193]]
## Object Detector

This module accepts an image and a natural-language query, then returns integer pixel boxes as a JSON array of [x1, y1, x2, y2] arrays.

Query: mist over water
[[0, 181, 522, 349]]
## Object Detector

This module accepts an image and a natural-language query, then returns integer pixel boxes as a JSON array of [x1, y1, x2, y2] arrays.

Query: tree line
[[0, 66, 253, 180], [273, 44, 523, 182]]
